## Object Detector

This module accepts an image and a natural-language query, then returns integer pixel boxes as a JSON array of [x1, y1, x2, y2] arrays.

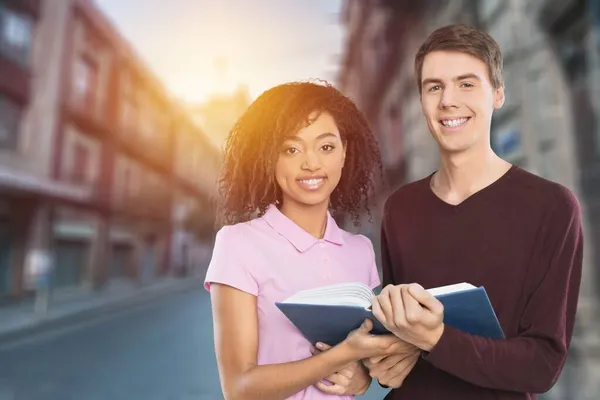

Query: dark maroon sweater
[[380, 165, 583, 400]]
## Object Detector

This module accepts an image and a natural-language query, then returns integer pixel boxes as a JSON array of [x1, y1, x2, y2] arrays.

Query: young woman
[[204, 81, 411, 400]]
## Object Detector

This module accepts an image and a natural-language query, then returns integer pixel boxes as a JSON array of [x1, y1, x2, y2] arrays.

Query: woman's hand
[[311, 342, 371, 396], [341, 318, 401, 360]]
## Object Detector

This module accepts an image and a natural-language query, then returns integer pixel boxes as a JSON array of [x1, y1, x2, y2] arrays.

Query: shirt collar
[[262, 204, 344, 252]]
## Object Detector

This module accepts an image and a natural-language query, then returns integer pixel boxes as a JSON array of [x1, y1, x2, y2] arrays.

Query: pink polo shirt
[[204, 204, 380, 400]]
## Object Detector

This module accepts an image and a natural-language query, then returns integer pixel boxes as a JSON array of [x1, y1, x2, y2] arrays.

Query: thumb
[[360, 318, 373, 333], [408, 284, 443, 314], [316, 342, 332, 351]]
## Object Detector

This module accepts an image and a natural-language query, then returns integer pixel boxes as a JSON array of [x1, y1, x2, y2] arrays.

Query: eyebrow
[[286, 132, 339, 142], [422, 73, 481, 87]]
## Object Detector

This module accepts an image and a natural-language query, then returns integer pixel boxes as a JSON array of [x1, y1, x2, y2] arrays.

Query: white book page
[[426, 282, 476, 297], [282, 282, 374, 308]]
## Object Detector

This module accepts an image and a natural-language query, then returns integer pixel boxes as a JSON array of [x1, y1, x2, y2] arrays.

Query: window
[[122, 160, 139, 200], [0, 95, 22, 150], [71, 142, 90, 184], [120, 71, 139, 132], [0, 5, 33, 66], [139, 101, 156, 138], [121, 98, 138, 132], [122, 166, 131, 200], [73, 56, 98, 111]]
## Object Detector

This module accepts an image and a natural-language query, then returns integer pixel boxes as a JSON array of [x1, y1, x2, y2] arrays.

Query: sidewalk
[[0, 273, 206, 346]]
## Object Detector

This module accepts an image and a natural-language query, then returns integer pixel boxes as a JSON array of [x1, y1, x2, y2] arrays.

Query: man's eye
[[461, 82, 474, 88], [429, 85, 441, 92]]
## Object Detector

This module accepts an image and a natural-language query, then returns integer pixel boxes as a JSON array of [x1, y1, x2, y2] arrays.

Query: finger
[[337, 366, 354, 381], [378, 286, 395, 326], [371, 296, 386, 325], [324, 372, 351, 387], [369, 353, 407, 377], [380, 353, 419, 388], [389, 337, 417, 354], [408, 284, 444, 315], [389, 286, 406, 327], [377, 333, 406, 348], [401, 286, 423, 325], [314, 381, 346, 395], [315, 342, 332, 351], [365, 354, 387, 367], [360, 318, 373, 333], [385, 354, 419, 388], [363, 333, 405, 359], [386, 352, 418, 379]]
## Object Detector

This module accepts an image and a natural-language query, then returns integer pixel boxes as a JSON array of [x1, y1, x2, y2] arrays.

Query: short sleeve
[[360, 234, 381, 290], [204, 225, 259, 296]]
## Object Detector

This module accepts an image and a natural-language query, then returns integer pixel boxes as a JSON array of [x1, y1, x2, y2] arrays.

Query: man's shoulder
[[510, 167, 580, 213], [384, 175, 431, 210]]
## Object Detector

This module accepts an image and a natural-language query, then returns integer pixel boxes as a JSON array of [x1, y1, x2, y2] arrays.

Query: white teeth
[[300, 179, 323, 185], [441, 118, 468, 127]]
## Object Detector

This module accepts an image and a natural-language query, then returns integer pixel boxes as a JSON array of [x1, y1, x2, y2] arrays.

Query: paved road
[[0, 289, 390, 400]]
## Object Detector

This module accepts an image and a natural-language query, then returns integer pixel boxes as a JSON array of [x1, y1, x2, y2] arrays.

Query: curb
[[0, 277, 204, 348]]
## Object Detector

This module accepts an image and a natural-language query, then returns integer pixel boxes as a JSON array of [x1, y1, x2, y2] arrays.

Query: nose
[[439, 86, 459, 109], [301, 150, 321, 171]]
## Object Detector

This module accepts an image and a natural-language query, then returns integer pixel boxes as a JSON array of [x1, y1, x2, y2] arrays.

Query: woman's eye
[[284, 147, 299, 155], [321, 144, 335, 152]]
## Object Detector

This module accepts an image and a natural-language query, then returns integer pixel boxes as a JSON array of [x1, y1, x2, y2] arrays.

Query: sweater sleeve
[[422, 188, 584, 393]]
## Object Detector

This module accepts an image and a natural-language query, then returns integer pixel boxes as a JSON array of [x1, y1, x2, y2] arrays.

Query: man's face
[[420, 50, 505, 155]]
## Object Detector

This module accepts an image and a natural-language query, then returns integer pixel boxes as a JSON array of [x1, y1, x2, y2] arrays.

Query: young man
[[364, 24, 584, 399]]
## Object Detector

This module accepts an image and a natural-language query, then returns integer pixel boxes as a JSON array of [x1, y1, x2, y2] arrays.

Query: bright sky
[[95, 0, 344, 104]]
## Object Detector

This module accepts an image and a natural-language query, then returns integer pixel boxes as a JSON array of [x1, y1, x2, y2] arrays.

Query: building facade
[[338, 0, 600, 398], [0, 0, 219, 303]]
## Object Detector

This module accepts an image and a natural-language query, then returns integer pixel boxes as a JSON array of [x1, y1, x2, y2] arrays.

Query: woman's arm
[[211, 283, 397, 400]]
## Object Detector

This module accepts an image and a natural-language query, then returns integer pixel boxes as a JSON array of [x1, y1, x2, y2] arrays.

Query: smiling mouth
[[297, 177, 326, 191], [440, 117, 470, 128]]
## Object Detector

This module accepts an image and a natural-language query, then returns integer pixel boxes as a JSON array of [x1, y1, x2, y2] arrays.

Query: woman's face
[[275, 111, 346, 210]]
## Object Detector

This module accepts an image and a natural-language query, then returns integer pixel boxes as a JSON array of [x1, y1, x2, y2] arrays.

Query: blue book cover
[[275, 282, 504, 346]]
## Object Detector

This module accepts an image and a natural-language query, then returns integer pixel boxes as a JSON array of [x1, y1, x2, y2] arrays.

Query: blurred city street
[[1, 0, 600, 398], [0, 289, 222, 400], [0, 288, 389, 400]]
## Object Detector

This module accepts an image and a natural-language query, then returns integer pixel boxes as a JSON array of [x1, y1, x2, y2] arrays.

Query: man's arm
[[376, 190, 584, 393], [423, 190, 583, 392]]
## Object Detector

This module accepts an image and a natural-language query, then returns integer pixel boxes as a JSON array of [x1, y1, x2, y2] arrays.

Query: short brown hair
[[414, 24, 504, 94]]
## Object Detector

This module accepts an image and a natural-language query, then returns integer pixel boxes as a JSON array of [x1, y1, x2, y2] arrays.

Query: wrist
[[355, 362, 371, 394], [421, 324, 444, 352], [332, 340, 361, 365], [356, 379, 370, 395]]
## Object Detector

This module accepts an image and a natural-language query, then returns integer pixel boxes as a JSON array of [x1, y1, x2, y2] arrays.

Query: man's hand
[[364, 351, 420, 389], [372, 283, 444, 351], [311, 342, 371, 395]]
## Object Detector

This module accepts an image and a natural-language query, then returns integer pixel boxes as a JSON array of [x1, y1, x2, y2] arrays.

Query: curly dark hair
[[218, 80, 382, 226]]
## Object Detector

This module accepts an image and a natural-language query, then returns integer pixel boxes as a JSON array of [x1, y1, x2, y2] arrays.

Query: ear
[[494, 84, 505, 110], [341, 141, 347, 168]]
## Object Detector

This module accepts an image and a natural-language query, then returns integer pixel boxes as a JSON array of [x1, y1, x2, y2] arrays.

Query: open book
[[276, 282, 504, 346]]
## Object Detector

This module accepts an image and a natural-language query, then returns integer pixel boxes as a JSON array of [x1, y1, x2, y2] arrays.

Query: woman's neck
[[279, 201, 329, 239]]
